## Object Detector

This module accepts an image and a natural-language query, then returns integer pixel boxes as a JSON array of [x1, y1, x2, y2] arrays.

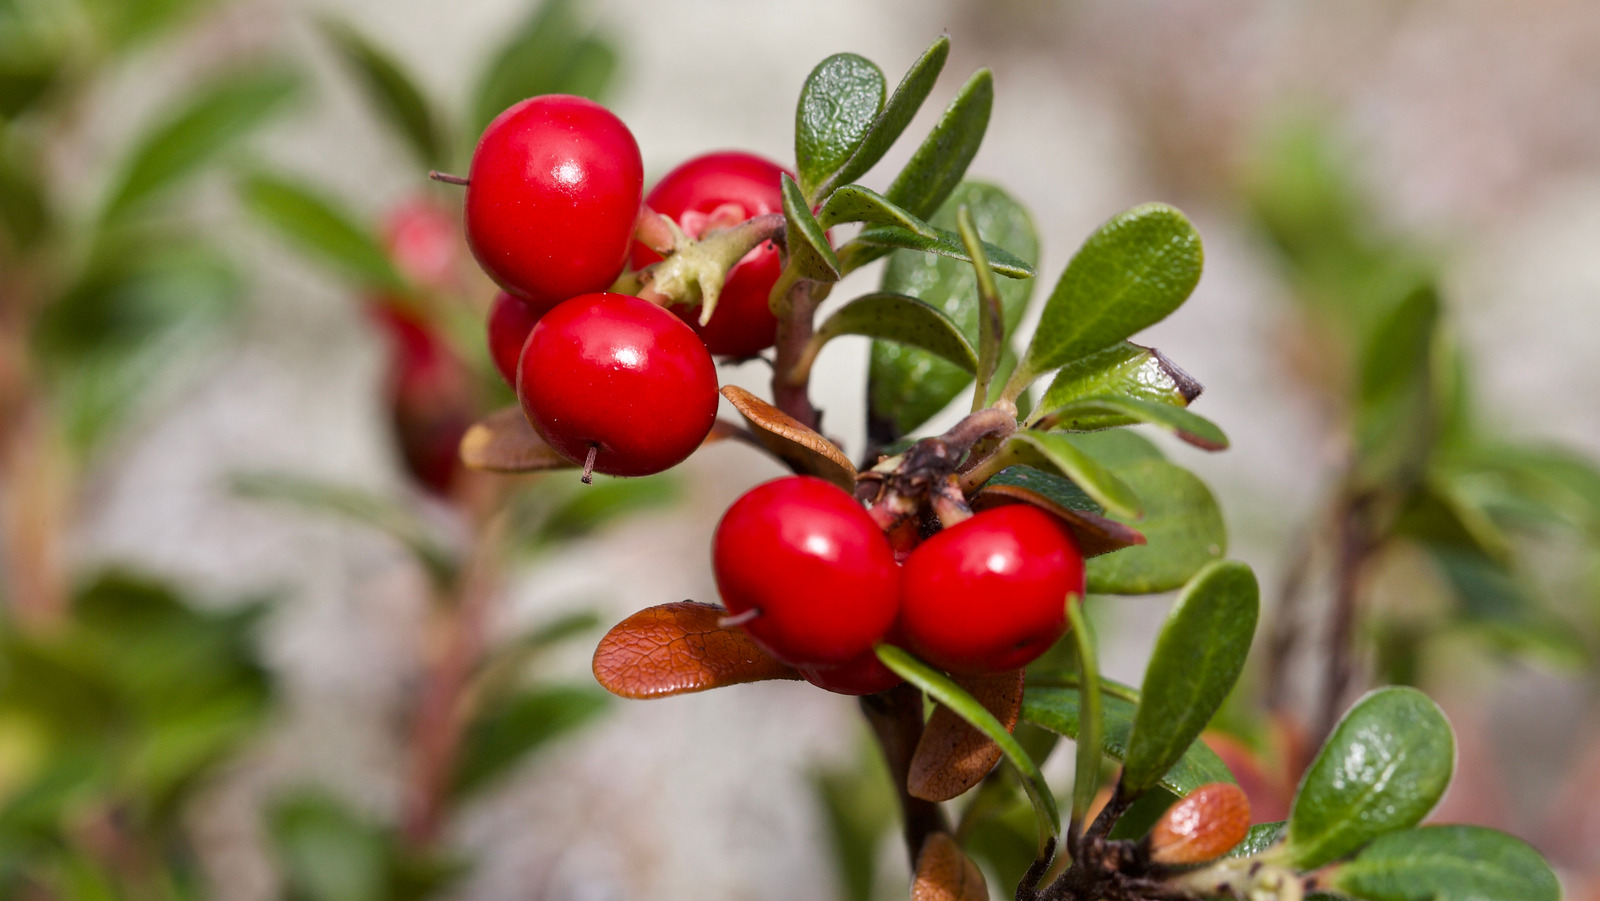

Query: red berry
[[382, 198, 459, 291], [366, 301, 473, 495], [517, 292, 717, 477], [630, 151, 786, 356], [465, 95, 643, 303], [486, 290, 562, 387], [899, 505, 1084, 675], [713, 476, 900, 665], [797, 649, 904, 696]]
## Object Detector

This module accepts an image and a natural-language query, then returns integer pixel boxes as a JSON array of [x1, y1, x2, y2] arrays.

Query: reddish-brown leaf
[[592, 601, 800, 699], [912, 833, 989, 901], [970, 484, 1145, 557], [721, 385, 856, 489], [462, 407, 748, 474], [908, 669, 1024, 802], [1148, 782, 1252, 865]]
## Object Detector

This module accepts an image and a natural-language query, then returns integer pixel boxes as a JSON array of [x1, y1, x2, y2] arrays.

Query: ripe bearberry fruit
[[517, 292, 717, 477], [713, 476, 900, 665], [1147, 783, 1252, 865], [382, 198, 459, 292], [486, 290, 563, 387], [899, 505, 1085, 675], [629, 151, 785, 356], [797, 648, 904, 696], [366, 302, 473, 495], [465, 95, 643, 303]]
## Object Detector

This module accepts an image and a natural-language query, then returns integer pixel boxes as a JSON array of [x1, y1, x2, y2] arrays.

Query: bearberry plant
[[450, 34, 1563, 901]]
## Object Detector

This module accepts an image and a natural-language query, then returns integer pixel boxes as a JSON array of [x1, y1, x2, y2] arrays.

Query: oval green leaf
[[876, 645, 1060, 847], [884, 68, 993, 220], [1016, 203, 1203, 388], [320, 18, 447, 170], [1038, 395, 1228, 451], [818, 36, 948, 198], [239, 173, 406, 292], [1286, 687, 1456, 870], [1066, 599, 1102, 827], [844, 223, 1033, 279], [1085, 457, 1227, 595], [1121, 561, 1259, 798], [1228, 821, 1287, 858], [1328, 825, 1559, 901], [971, 465, 1146, 558], [1036, 343, 1203, 426], [817, 184, 935, 234], [1007, 432, 1144, 520], [813, 292, 976, 372], [795, 53, 885, 200], [781, 173, 841, 282]]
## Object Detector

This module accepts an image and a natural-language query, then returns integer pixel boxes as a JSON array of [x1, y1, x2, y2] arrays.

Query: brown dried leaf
[[1149, 782, 1252, 865], [720, 385, 857, 489], [912, 833, 989, 901], [908, 669, 1024, 802], [970, 484, 1145, 558], [592, 601, 800, 699], [461, 407, 747, 473]]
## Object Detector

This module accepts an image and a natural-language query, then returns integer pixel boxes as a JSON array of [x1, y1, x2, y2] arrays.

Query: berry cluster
[[714, 476, 1086, 695], [469, 95, 787, 478]]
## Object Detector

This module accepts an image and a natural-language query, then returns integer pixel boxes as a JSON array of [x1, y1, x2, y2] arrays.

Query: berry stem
[[581, 445, 598, 484], [860, 684, 950, 869], [428, 170, 469, 186], [771, 274, 825, 429], [717, 607, 761, 628]]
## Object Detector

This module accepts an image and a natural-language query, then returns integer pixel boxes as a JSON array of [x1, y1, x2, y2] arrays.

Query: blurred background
[[4, 0, 1600, 898]]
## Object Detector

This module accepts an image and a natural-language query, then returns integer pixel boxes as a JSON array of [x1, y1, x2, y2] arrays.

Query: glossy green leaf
[[1039, 395, 1228, 451], [1022, 682, 1235, 796], [958, 206, 1006, 403], [239, 173, 406, 292], [470, 0, 619, 134], [876, 645, 1059, 845], [103, 67, 299, 219], [1069, 429, 1165, 465], [816, 184, 935, 234], [1286, 687, 1455, 870], [1007, 432, 1143, 520], [813, 293, 976, 372], [451, 686, 608, 799], [1036, 343, 1202, 428], [867, 181, 1038, 444], [1329, 825, 1559, 901], [845, 223, 1033, 278], [780, 173, 840, 281], [1229, 821, 1287, 858], [884, 69, 992, 220], [795, 53, 885, 200], [1085, 456, 1226, 595], [320, 18, 447, 170], [1122, 561, 1258, 797], [1014, 203, 1203, 390], [816, 36, 948, 199], [1066, 599, 1101, 826]]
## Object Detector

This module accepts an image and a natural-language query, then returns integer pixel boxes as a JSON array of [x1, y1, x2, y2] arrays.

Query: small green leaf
[[780, 173, 841, 282], [1014, 203, 1203, 391], [103, 67, 299, 219], [1085, 456, 1226, 595], [1022, 682, 1234, 796], [1122, 561, 1259, 797], [1039, 395, 1228, 451], [320, 18, 448, 170], [470, 0, 619, 134], [526, 474, 680, 548], [885, 69, 992, 220], [794, 53, 886, 200], [876, 645, 1060, 847], [1007, 432, 1143, 520], [816, 36, 948, 199], [845, 223, 1033, 278], [238, 173, 406, 292], [1066, 599, 1101, 828], [1329, 825, 1559, 901], [1036, 343, 1202, 426], [812, 293, 976, 372], [816, 184, 935, 234], [451, 686, 608, 799], [1353, 285, 1441, 487], [867, 181, 1038, 444], [1229, 821, 1287, 858], [1286, 687, 1456, 870], [958, 206, 1006, 405]]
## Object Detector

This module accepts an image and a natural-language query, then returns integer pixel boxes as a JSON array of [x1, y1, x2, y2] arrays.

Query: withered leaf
[[971, 484, 1144, 558], [720, 385, 857, 490], [592, 601, 800, 699], [912, 832, 989, 901], [909, 668, 1023, 802], [461, 407, 748, 474]]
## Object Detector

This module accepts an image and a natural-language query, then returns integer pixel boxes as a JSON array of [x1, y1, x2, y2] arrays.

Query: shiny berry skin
[[797, 649, 904, 696], [486, 290, 563, 387], [629, 152, 785, 356], [899, 505, 1085, 675], [713, 476, 900, 666], [465, 95, 643, 303], [517, 292, 717, 477]]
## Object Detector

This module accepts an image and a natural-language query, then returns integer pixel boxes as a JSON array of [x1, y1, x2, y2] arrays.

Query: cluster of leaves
[[1248, 121, 1600, 723]]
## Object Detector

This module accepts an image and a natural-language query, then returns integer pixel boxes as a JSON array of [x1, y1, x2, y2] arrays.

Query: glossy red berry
[[630, 151, 786, 356], [382, 198, 459, 292], [797, 649, 905, 696], [517, 292, 717, 477], [899, 505, 1085, 675], [713, 476, 900, 666], [465, 95, 643, 303], [366, 302, 473, 495], [486, 290, 563, 387]]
